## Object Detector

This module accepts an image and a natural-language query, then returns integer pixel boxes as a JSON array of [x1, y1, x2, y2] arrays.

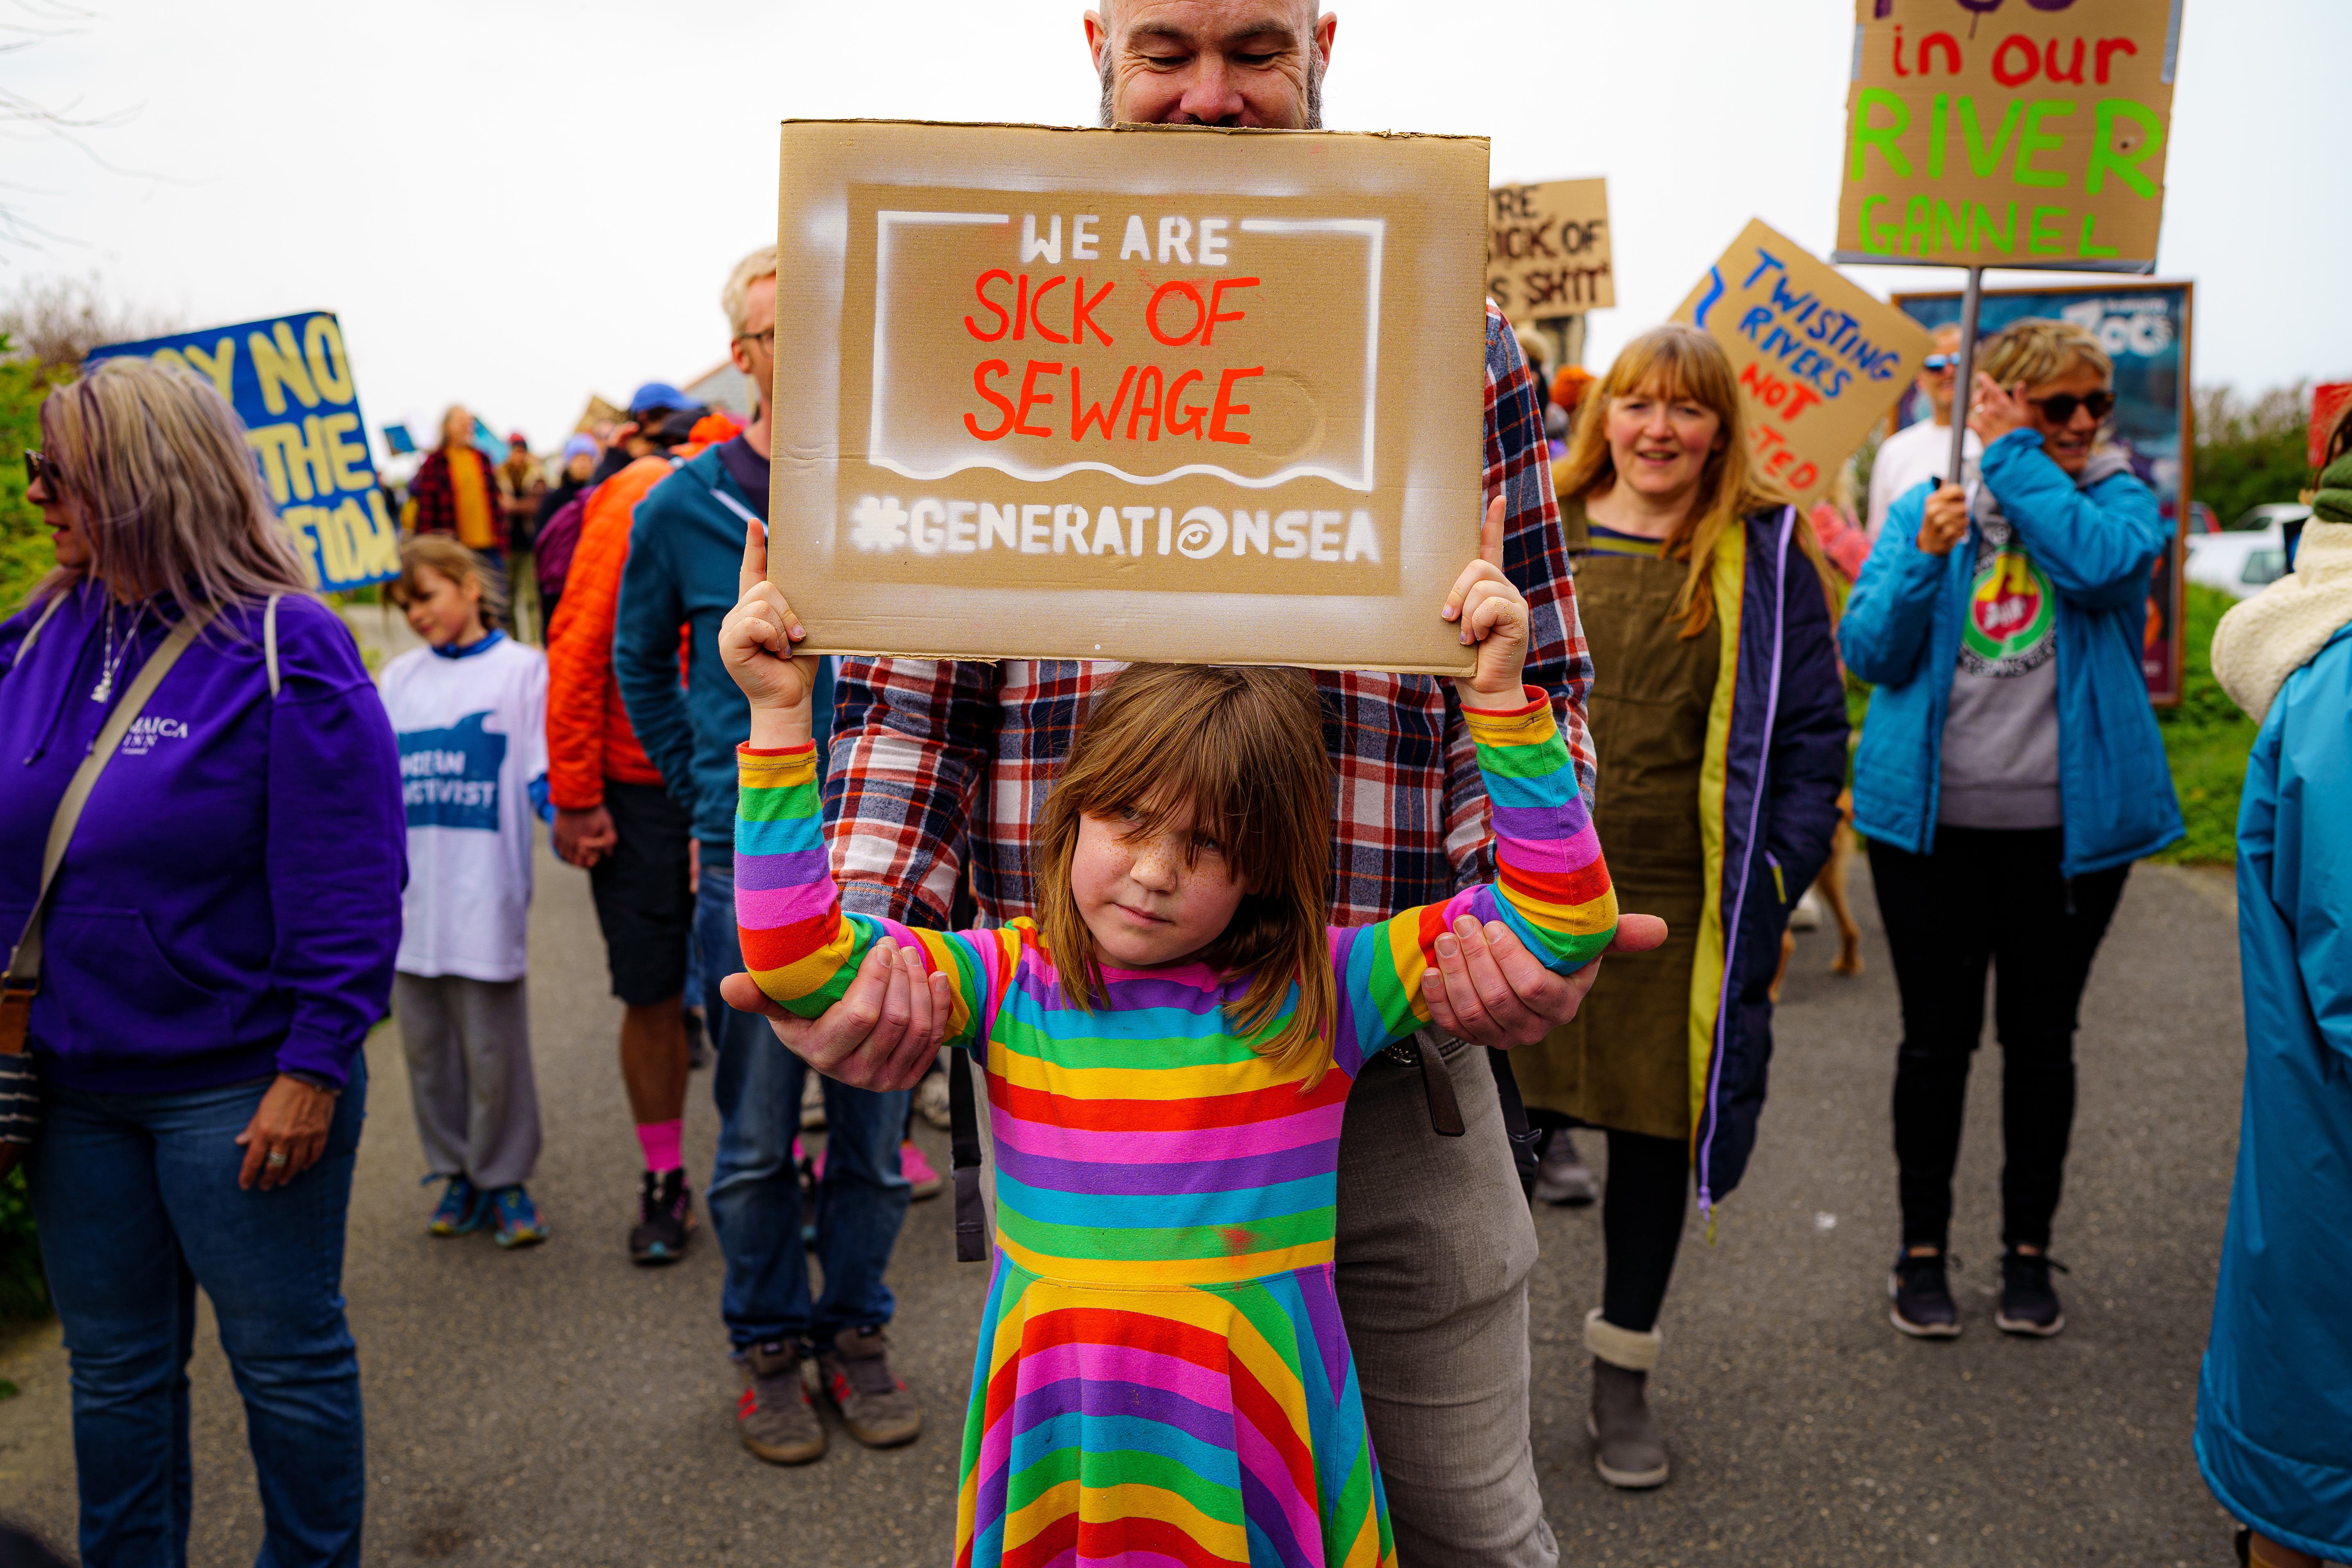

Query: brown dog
[[1771, 790, 1862, 1003]]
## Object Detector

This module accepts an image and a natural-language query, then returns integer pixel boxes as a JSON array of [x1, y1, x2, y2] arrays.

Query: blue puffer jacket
[[1841, 429, 2182, 877], [2195, 625, 2352, 1559]]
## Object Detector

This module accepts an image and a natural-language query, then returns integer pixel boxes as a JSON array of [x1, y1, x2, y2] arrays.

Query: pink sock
[[636, 1119, 683, 1175]]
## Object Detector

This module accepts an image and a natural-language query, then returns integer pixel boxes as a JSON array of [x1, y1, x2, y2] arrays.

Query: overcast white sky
[[7, 0, 2345, 461]]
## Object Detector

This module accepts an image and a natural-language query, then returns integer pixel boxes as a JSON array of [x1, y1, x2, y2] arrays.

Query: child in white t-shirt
[[380, 538, 553, 1247]]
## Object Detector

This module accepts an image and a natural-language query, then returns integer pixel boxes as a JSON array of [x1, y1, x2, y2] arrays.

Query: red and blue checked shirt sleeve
[[739, 743, 1010, 1050], [1333, 688, 1616, 1069], [821, 657, 1001, 930]]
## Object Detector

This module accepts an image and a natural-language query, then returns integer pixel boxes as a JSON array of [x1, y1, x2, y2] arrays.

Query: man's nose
[[1176, 57, 1245, 126]]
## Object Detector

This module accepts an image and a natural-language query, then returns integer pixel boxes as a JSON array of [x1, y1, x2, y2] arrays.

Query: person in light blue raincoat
[[2194, 433, 2352, 1568]]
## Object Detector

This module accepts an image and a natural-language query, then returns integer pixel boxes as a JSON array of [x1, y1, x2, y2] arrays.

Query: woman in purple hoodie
[[2, 357, 404, 1566]]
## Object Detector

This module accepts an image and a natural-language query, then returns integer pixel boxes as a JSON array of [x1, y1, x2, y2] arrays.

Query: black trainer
[[1889, 1249, 1961, 1338], [1995, 1249, 2068, 1337], [630, 1168, 694, 1265]]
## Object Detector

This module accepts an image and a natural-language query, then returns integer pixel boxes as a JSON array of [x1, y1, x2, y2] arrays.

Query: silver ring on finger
[[265, 1149, 290, 1167]]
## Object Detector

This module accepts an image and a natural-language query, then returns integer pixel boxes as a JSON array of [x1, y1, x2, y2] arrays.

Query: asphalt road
[[0, 826, 2284, 1567]]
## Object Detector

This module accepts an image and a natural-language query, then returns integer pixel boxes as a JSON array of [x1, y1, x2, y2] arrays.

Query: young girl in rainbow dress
[[716, 516, 1616, 1568]]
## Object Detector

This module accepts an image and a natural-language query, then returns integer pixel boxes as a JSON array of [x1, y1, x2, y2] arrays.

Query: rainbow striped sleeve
[[1331, 687, 1616, 1061], [736, 743, 1007, 1050]]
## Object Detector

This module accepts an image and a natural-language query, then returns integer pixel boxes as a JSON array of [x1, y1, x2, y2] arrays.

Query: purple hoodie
[[0, 582, 404, 1092]]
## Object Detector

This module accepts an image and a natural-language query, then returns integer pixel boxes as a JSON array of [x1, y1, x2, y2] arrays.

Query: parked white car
[[2187, 526, 2291, 600]]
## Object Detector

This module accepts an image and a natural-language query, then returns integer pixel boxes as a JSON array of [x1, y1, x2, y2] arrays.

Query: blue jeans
[[29, 1058, 369, 1568], [696, 858, 911, 1349]]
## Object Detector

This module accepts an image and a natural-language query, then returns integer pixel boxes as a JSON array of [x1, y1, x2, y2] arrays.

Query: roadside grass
[[2153, 584, 2260, 866]]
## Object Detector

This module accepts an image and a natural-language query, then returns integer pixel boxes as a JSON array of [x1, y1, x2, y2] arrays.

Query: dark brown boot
[[817, 1327, 923, 1448]]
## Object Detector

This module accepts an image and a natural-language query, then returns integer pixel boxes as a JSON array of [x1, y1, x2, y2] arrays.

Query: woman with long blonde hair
[[1518, 323, 1849, 1489], [0, 355, 403, 1563]]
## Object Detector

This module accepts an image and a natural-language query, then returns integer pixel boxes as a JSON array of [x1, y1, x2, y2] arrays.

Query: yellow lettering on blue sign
[[250, 321, 319, 415]]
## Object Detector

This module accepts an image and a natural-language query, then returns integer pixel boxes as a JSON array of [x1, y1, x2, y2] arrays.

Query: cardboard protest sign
[[1834, 0, 2183, 272], [1487, 179, 1613, 323], [88, 314, 400, 591], [768, 120, 1491, 675], [1671, 219, 1932, 507]]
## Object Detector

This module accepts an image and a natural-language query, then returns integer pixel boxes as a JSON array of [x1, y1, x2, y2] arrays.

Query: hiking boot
[[901, 1141, 944, 1201], [1889, 1249, 1961, 1338], [1533, 1130, 1598, 1207], [1584, 1310, 1667, 1488], [630, 1169, 694, 1265], [426, 1174, 488, 1237], [736, 1341, 824, 1465], [817, 1327, 923, 1448], [489, 1185, 549, 1248], [914, 1067, 953, 1130], [1995, 1249, 2068, 1337]]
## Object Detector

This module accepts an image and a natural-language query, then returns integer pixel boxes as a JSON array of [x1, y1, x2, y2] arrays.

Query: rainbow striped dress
[[737, 688, 1616, 1568]]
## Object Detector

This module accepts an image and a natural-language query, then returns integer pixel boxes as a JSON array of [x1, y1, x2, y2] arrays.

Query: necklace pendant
[[90, 672, 113, 703]]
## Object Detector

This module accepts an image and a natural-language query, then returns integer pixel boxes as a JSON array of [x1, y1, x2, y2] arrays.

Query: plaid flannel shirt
[[825, 301, 1593, 931]]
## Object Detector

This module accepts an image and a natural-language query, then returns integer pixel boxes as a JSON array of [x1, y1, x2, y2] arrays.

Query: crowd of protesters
[[2, 7, 2347, 1568]]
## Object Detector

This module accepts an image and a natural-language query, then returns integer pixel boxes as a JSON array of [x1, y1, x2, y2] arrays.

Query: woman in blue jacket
[[1518, 325, 1848, 1489], [2194, 429, 2352, 1568], [1841, 319, 2180, 1343], [1, 358, 404, 1566]]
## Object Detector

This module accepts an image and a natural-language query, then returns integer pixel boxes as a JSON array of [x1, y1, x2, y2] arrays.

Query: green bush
[[0, 1166, 47, 1323], [2194, 384, 2312, 529], [2154, 583, 2261, 865], [0, 337, 52, 612]]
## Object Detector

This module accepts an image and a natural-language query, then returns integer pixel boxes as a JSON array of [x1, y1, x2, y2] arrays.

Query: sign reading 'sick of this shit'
[[1672, 220, 1933, 508], [1487, 178, 1613, 324], [1835, 0, 2183, 271], [770, 120, 1492, 674]]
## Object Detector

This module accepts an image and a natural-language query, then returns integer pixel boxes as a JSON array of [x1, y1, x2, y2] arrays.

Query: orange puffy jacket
[[546, 416, 741, 811]]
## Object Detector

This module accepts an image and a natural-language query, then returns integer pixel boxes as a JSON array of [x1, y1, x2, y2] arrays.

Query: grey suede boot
[[1584, 1308, 1668, 1489]]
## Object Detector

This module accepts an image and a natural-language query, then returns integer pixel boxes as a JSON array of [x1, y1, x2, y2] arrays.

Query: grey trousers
[[1335, 1034, 1557, 1568], [393, 972, 542, 1191]]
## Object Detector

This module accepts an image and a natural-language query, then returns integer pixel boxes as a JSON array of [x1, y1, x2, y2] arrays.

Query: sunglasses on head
[[2027, 390, 2115, 423], [23, 450, 63, 494]]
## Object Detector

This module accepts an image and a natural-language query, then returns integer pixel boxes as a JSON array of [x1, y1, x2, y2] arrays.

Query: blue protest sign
[[87, 312, 402, 591]]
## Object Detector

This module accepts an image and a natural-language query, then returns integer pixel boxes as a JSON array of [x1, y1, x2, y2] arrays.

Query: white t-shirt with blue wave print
[[379, 632, 549, 982]]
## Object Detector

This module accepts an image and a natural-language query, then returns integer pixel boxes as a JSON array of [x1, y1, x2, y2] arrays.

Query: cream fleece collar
[[2210, 520, 2352, 723]]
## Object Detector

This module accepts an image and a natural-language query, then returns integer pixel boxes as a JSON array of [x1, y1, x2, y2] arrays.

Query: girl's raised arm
[[1331, 687, 1616, 1064]]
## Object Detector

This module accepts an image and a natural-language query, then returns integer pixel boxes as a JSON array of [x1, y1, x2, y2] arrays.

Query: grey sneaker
[[1588, 1359, 1669, 1488], [816, 1327, 923, 1448], [1534, 1131, 1598, 1207], [736, 1341, 824, 1464]]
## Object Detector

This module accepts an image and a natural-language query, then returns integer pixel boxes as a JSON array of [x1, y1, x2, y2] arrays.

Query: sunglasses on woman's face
[[23, 450, 64, 495], [1921, 353, 1958, 373], [2026, 391, 2116, 424]]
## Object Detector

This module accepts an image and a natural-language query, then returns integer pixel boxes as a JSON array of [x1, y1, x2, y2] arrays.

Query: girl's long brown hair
[[1035, 664, 1338, 1084], [1553, 324, 1831, 637]]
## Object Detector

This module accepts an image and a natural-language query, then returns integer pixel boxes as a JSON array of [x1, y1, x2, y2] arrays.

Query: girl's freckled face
[[1069, 796, 1247, 971]]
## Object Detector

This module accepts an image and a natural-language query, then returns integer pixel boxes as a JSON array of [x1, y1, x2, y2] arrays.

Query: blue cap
[[627, 382, 692, 418], [562, 434, 600, 462]]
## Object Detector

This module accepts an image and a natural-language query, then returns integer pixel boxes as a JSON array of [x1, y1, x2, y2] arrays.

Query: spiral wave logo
[[1175, 506, 1229, 560]]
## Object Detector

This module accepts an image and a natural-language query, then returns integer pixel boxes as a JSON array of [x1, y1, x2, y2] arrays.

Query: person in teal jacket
[[1841, 318, 2181, 1344], [2194, 432, 2352, 1568]]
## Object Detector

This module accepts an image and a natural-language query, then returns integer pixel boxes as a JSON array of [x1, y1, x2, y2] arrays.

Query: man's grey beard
[[1098, 47, 1323, 128]]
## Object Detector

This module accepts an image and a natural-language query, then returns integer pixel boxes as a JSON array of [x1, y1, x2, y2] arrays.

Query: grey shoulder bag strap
[[0, 606, 210, 1153]]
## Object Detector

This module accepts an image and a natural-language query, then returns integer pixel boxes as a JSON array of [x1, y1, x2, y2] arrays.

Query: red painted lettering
[[1071, 365, 1137, 441], [965, 270, 1013, 342], [1127, 366, 1165, 441], [2045, 37, 2085, 84], [1071, 278, 1116, 347], [1207, 367, 1262, 445], [1029, 276, 1069, 345], [2094, 36, 2135, 83], [1993, 33, 2040, 87], [1201, 278, 1259, 347], [964, 361, 1015, 440], [1918, 31, 1961, 75], [1013, 360, 1060, 437], [1012, 274, 1030, 342], [1162, 370, 1208, 438], [1146, 282, 1207, 347]]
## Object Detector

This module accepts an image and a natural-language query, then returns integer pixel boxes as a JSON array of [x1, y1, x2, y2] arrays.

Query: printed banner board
[[1894, 279, 2192, 705], [1671, 219, 1932, 508], [1834, 0, 2183, 272], [768, 120, 1491, 674], [1487, 178, 1613, 324], [88, 314, 399, 592]]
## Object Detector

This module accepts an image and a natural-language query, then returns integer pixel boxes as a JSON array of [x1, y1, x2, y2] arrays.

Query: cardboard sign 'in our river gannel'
[[768, 120, 1491, 674]]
